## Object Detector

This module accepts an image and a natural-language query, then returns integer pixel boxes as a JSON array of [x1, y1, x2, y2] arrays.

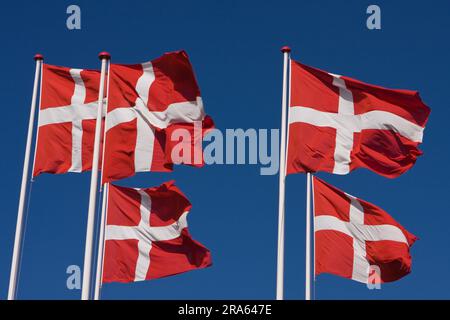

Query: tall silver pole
[[276, 46, 291, 300], [8, 54, 44, 300], [94, 183, 108, 300], [305, 172, 312, 300], [81, 52, 110, 300], [94, 59, 112, 300]]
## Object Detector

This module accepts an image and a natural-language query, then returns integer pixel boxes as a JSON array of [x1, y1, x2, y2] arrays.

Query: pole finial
[[34, 54, 44, 61], [281, 46, 291, 53], [98, 52, 111, 60]]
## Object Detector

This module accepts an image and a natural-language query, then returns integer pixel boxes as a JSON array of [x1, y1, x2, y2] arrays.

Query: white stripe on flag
[[106, 98, 205, 132], [347, 195, 369, 283], [69, 69, 86, 172], [289, 72, 425, 175], [69, 120, 83, 172], [315, 193, 409, 283], [104, 185, 189, 282], [314, 215, 408, 244], [133, 62, 156, 172], [38, 102, 98, 126], [134, 190, 152, 281], [135, 62, 154, 107], [70, 69, 86, 105], [332, 76, 354, 174]]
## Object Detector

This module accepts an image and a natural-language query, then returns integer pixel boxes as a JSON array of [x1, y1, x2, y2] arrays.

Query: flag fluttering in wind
[[313, 177, 417, 283], [33, 64, 103, 176], [102, 181, 212, 283], [9, 50, 215, 300], [276, 49, 429, 300], [287, 60, 431, 178], [32, 51, 214, 181], [12, 46, 430, 300], [102, 51, 214, 183]]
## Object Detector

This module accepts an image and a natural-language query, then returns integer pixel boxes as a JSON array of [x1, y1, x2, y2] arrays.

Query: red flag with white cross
[[287, 61, 430, 178], [313, 176, 417, 283], [102, 51, 214, 183], [33, 64, 103, 176], [102, 181, 212, 283]]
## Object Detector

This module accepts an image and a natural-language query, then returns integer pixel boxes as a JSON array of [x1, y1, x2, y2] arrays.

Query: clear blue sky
[[0, 0, 448, 299]]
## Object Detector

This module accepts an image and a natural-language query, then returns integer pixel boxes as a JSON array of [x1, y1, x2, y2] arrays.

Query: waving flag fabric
[[102, 51, 214, 183], [102, 181, 212, 283], [287, 61, 430, 178], [313, 176, 417, 284], [33, 64, 102, 176]]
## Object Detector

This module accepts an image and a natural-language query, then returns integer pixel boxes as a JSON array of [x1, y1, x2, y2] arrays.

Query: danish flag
[[33, 51, 213, 180], [287, 61, 431, 178], [313, 177, 417, 283], [33, 64, 103, 176], [102, 181, 212, 283], [102, 51, 214, 183]]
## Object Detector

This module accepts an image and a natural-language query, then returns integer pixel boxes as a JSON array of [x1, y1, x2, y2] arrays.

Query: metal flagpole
[[8, 54, 43, 300], [81, 52, 110, 300], [305, 172, 312, 300], [31, 56, 44, 182], [311, 174, 316, 300], [99, 60, 111, 190], [94, 58, 112, 300], [276, 46, 291, 300], [94, 183, 108, 300]]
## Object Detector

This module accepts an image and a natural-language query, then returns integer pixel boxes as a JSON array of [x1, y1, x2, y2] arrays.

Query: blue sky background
[[0, 0, 448, 299]]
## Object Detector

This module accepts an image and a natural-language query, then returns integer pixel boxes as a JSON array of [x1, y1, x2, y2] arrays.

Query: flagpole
[[276, 46, 291, 300], [8, 54, 43, 300], [305, 172, 312, 300], [81, 52, 110, 300], [311, 174, 316, 300], [94, 183, 108, 300], [93, 58, 112, 300]]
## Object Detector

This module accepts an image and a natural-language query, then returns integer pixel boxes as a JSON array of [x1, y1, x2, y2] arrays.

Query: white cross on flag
[[102, 51, 214, 183], [33, 64, 103, 176], [102, 181, 212, 283], [287, 61, 431, 178], [313, 176, 417, 284]]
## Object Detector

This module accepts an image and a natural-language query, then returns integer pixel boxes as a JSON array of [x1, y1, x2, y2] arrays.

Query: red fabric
[[33, 64, 102, 176], [313, 177, 417, 283], [350, 130, 422, 177], [34, 122, 73, 175], [315, 230, 354, 279], [102, 51, 214, 183], [287, 60, 431, 178], [164, 115, 215, 167], [148, 51, 201, 112], [102, 117, 172, 183], [102, 181, 212, 283], [287, 122, 336, 174]]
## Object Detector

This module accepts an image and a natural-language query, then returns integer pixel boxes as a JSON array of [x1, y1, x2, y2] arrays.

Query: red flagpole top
[[98, 52, 111, 60], [280, 46, 291, 53], [34, 54, 44, 61]]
